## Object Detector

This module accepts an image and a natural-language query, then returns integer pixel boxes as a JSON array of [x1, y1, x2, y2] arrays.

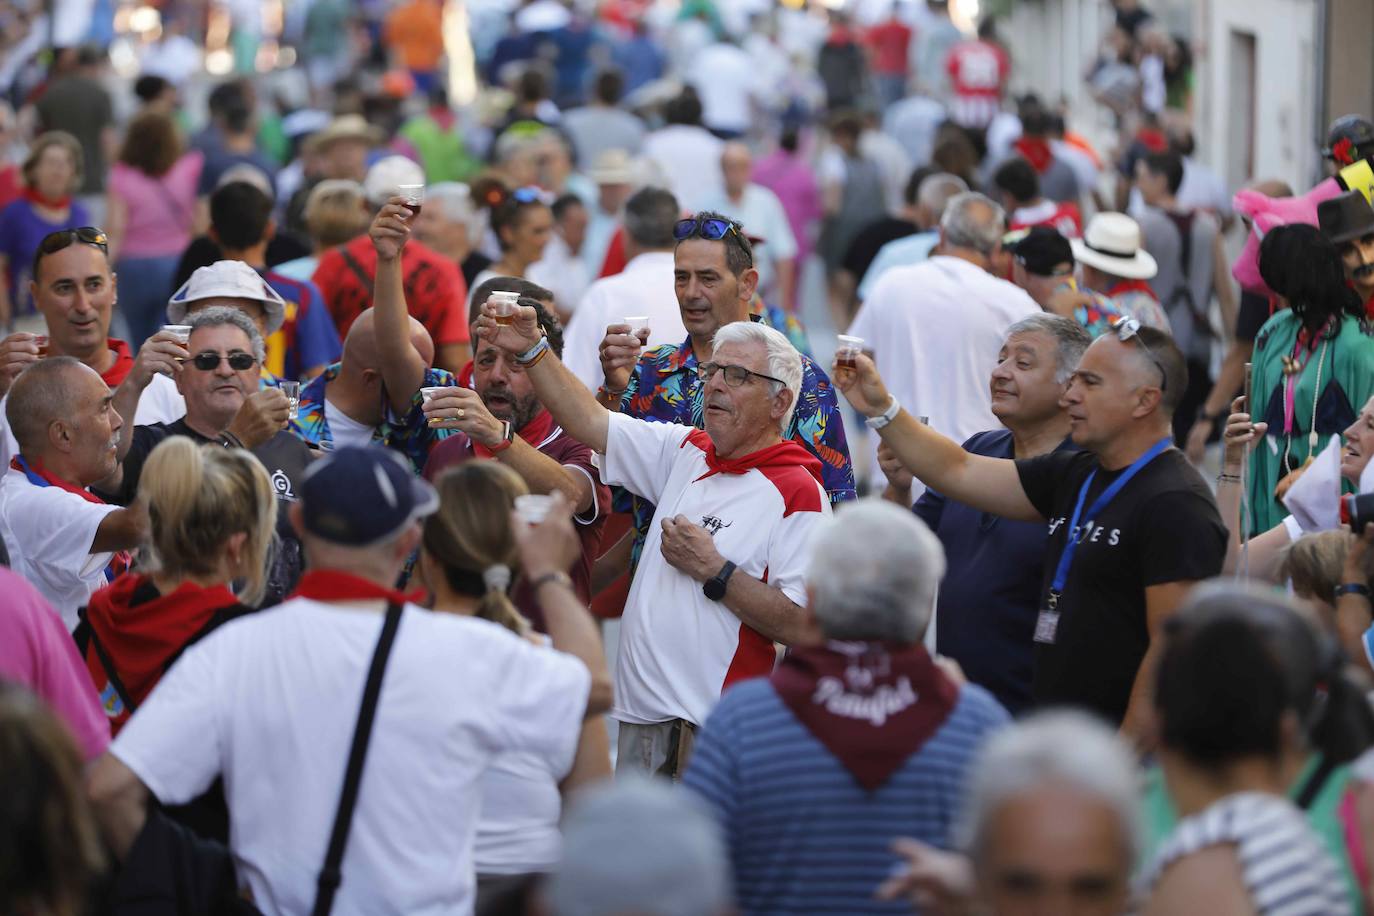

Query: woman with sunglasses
[[1244, 224, 1374, 534], [0, 131, 88, 328], [468, 186, 554, 306]]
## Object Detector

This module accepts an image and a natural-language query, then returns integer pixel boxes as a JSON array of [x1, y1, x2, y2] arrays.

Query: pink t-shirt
[[0, 567, 111, 760], [108, 150, 204, 259]]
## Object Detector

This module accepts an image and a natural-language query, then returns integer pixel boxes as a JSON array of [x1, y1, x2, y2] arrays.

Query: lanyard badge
[[1034, 438, 1172, 646]]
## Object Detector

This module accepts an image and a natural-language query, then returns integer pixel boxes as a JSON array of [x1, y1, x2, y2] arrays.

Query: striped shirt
[[1142, 792, 1351, 916], [682, 678, 1009, 914]]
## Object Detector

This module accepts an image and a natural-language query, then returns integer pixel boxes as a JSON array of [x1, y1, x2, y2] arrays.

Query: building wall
[[1324, 0, 1374, 137]]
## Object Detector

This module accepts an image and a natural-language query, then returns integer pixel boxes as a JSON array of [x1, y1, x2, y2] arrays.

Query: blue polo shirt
[[915, 429, 1076, 714]]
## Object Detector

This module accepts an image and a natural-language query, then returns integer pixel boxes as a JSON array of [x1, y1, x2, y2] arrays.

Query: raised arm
[[371, 198, 429, 415], [835, 354, 1042, 522], [475, 303, 610, 454], [1216, 399, 1289, 577]]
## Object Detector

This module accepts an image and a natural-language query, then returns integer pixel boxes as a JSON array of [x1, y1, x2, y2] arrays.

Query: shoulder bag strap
[[310, 601, 404, 916], [78, 606, 140, 716], [338, 248, 375, 298], [1295, 754, 1339, 810]]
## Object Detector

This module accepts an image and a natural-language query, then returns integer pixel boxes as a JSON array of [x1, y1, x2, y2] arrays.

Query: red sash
[[290, 569, 424, 605]]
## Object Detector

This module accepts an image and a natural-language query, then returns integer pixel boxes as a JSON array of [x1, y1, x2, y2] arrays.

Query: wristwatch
[[703, 561, 737, 601], [487, 419, 515, 454], [1336, 582, 1372, 599]]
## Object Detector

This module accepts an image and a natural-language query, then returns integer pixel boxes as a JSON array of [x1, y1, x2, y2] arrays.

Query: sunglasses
[[674, 216, 743, 243], [1111, 317, 1167, 391], [188, 351, 257, 372], [33, 226, 107, 274], [511, 186, 549, 204], [697, 361, 784, 388]]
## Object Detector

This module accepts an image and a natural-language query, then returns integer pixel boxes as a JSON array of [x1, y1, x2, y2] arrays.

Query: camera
[[1340, 493, 1374, 535]]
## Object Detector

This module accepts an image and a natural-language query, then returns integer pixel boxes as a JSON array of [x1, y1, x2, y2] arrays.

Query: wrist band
[[530, 570, 573, 593], [1217, 472, 1242, 484], [1336, 583, 1372, 599], [515, 336, 549, 366], [865, 396, 901, 430], [220, 431, 245, 449]]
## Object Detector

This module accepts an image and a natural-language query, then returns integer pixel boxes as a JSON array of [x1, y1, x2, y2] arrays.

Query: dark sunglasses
[[189, 351, 257, 371], [697, 361, 784, 388], [33, 226, 107, 274], [674, 216, 743, 243], [1111, 317, 1167, 391]]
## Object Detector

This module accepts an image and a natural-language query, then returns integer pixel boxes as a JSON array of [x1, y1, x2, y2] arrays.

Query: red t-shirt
[[313, 236, 470, 347], [947, 40, 1009, 101], [864, 20, 912, 75], [421, 416, 610, 631], [1010, 200, 1083, 238]]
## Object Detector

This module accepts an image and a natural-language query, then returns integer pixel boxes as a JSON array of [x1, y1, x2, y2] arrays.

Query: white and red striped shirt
[[600, 412, 830, 727], [946, 40, 1009, 129]]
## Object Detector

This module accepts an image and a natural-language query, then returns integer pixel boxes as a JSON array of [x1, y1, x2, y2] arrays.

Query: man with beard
[[422, 299, 610, 626], [1319, 190, 1374, 316]]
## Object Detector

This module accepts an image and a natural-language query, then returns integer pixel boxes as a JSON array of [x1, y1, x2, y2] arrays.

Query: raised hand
[[0, 333, 42, 398], [1221, 395, 1267, 472], [475, 301, 543, 356], [129, 329, 189, 387], [422, 386, 504, 445], [511, 490, 580, 578], [832, 352, 894, 418], [599, 323, 645, 392], [226, 387, 290, 448], [369, 197, 413, 262]]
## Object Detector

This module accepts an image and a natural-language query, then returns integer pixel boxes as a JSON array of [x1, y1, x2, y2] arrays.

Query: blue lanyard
[[1047, 438, 1172, 607]]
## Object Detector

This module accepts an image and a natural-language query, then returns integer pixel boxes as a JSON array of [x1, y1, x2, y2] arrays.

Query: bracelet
[[529, 570, 573, 593], [220, 430, 246, 449], [865, 396, 901, 430], [1336, 583, 1372, 599], [1217, 472, 1242, 485], [515, 336, 549, 366]]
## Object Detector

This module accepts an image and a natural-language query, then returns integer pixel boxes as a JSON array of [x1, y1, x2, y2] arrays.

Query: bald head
[[6, 357, 103, 454], [721, 142, 752, 198], [342, 308, 436, 370]]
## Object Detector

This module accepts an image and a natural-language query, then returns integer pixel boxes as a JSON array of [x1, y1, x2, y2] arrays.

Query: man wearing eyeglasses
[[93, 307, 314, 606], [480, 301, 831, 777], [832, 321, 1226, 748], [0, 227, 185, 473]]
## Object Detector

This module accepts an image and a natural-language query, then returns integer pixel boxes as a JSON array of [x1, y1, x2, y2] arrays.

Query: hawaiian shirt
[[289, 361, 456, 473], [615, 316, 856, 569], [1052, 281, 1128, 339], [751, 294, 812, 358]]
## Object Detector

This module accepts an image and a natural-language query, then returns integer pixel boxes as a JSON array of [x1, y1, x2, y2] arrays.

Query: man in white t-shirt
[[0, 228, 184, 471], [704, 143, 799, 310], [477, 304, 831, 777], [563, 187, 686, 390], [88, 445, 612, 915], [0, 357, 148, 629], [685, 38, 758, 140], [849, 192, 1040, 498], [642, 89, 724, 212]]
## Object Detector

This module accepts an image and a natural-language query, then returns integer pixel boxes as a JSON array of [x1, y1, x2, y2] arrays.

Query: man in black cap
[[1318, 189, 1374, 315], [1007, 226, 1128, 338], [88, 445, 612, 913]]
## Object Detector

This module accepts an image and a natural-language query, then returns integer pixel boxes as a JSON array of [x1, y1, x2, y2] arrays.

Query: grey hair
[[427, 182, 479, 232], [187, 305, 267, 365], [940, 191, 1006, 256], [710, 321, 802, 431], [6, 356, 93, 453], [956, 710, 1142, 861], [1004, 314, 1091, 383], [493, 129, 543, 165], [917, 173, 970, 222], [806, 499, 945, 643]]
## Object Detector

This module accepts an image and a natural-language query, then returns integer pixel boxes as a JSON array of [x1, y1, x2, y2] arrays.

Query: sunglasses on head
[[34, 226, 107, 274], [511, 186, 547, 204], [189, 351, 257, 371], [674, 216, 743, 243], [1111, 317, 1167, 391]]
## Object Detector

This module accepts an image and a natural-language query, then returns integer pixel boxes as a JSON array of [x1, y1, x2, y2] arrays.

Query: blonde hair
[[22, 131, 84, 192], [423, 462, 530, 634], [1277, 530, 1374, 608], [304, 179, 369, 248], [138, 438, 277, 605]]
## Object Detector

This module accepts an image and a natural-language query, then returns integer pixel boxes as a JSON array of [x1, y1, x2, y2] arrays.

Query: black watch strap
[[703, 561, 737, 601], [1336, 582, 1372, 599]]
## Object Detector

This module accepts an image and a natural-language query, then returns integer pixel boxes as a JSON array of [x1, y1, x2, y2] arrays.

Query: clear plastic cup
[[32, 334, 49, 357], [420, 386, 447, 403], [161, 324, 192, 344], [279, 380, 301, 421], [398, 184, 424, 220], [489, 290, 520, 325], [835, 334, 864, 370], [624, 316, 650, 341], [515, 493, 556, 525]]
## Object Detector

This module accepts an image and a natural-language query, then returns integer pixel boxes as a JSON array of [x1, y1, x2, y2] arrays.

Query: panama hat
[[1070, 212, 1158, 280]]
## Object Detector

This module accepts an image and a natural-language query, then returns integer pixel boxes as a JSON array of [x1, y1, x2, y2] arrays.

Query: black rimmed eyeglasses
[[697, 361, 784, 388], [1111, 317, 1167, 391]]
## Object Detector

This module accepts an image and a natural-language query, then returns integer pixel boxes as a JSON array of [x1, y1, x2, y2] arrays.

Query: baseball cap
[[1010, 225, 1075, 277], [167, 261, 287, 333], [364, 155, 426, 206], [299, 446, 439, 547]]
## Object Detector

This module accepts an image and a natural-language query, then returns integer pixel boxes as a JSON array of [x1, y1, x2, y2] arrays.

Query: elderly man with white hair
[[877, 711, 1140, 916], [683, 498, 1009, 914], [478, 306, 832, 777]]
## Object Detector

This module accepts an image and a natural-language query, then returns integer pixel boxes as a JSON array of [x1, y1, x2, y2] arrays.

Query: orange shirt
[[385, 0, 445, 71]]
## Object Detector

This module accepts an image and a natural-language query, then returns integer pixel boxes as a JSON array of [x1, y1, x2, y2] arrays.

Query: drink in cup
[[420, 386, 446, 403], [515, 493, 555, 525], [33, 334, 49, 357], [836, 334, 864, 371], [398, 184, 424, 220], [624, 316, 650, 343], [490, 290, 520, 326], [162, 324, 192, 344], [279, 380, 301, 421]]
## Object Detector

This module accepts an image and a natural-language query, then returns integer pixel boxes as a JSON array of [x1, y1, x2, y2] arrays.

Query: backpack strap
[[78, 605, 140, 717], [310, 601, 404, 916]]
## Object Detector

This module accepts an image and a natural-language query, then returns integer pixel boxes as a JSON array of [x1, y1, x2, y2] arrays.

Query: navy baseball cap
[[1010, 225, 1075, 277], [300, 446, 439, 546]]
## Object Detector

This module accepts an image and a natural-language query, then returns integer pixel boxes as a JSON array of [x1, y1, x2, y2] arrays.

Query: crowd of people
[[7, 0, 1374, 914]]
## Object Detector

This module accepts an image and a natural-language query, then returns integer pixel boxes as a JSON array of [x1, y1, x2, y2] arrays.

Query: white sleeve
[[133, 374, 187, 426], [9, 487, 117, 583], [560, 285, 607, 392], [599, 411, 693, 501], [766, 499, 831, 606], [1281, 514, 1303, 541], [486, 638, 591, 767], [110, 633, 225, 804], [0, 396, 15, 471], [761, 189, 798, 260]]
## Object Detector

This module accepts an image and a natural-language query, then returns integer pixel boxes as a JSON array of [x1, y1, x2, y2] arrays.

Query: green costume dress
[[1246, 312, 1374, 534]]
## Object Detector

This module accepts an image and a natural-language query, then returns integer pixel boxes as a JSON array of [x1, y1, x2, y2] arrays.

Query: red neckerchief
[[1106, 278, 1159, 300], [1138, 127, 1169, 153], [686, 429, 824, 485], [473, 407, 557, 459], [772, 641, 959, 791], [290, 569, 423, 605], [21, 186, 73, 209], [456, 360, 474, 387], [12, 455, 132, 578], [1013, 137, 1054, 173], [100, 338, 135, 388]]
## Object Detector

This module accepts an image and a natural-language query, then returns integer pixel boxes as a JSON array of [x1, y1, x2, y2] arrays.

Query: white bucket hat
[[1070, 212, 1159, 280], [167, 261, 287, 333]]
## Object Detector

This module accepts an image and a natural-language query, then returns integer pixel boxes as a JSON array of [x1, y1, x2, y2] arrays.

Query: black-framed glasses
[[697, 361, 784, 388], [189, 351, 257, 372], [33, 226, 107, 274], [1111, 317, 1167, 391], [674, 216, 742, 243]]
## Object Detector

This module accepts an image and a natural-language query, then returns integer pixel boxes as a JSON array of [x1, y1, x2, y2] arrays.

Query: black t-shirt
[[841, 217, 917, 280], [1015, 447, 1226, 723], [1235, 290, 1273, 343]]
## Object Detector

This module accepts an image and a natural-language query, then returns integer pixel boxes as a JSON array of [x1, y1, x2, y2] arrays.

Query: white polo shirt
[[601, 412, 830, 727], [562, 251, 686, 391], [111, 599, 590, 916], [0, 466, 119, 631]]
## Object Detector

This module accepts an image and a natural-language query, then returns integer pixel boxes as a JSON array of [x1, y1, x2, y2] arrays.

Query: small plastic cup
[[279, 380, 301, 420], [515, 493, 556, 525], [420, 386, 447, 404], [624, 316, 650, 341], [835, 334, 864, 370], [161, 324, 192, 344], [489, 290, 520, 325], [32, 334, 49, 357], [398, 184, 424, 220]]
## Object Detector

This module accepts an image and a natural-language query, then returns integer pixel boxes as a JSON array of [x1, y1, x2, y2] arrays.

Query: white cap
[[166, 261, 287, 333], [364, 155, 426, 206]]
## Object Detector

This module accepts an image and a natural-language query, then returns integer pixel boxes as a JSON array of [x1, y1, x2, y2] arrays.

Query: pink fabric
[[1231, 177, 1342, 296], [108, 150, 204, 259], [753, 149, 822, 268], [1339, 790, 1371, 905], [0, 567, 110, 759]]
